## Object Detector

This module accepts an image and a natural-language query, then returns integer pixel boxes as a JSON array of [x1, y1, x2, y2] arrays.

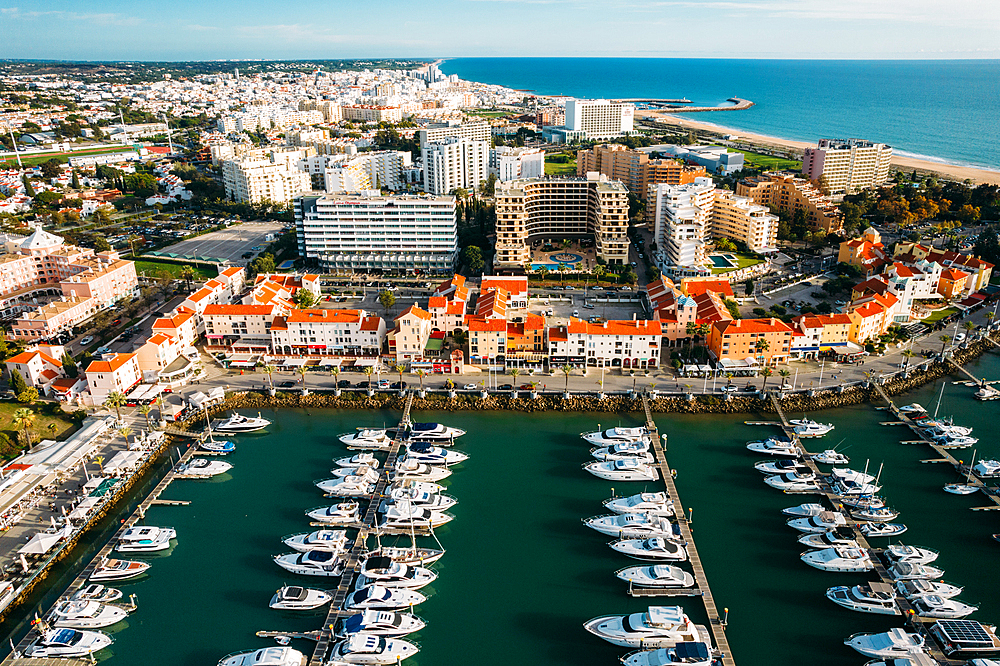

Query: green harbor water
[[5, 352, 1000, 666]]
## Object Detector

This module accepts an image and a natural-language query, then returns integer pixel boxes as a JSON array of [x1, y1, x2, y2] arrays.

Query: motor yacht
[[755, 459, 810, 475], [830, 467, 877, 484], [930, 620, 1000, 658], [391, 459, 451, 482], [328, 633, 418, 665], [365, 545, 445, 567], [273, 550, 346, 577], [176, 458, 232, 478], [307, 502, 361, 525], [935, 435, 978, 449], [837, 479, 884, 496], [344, 585, 426, 610], [116, 526, 176, 553], [379, 500, 453, 529], [615, 565, 695, 589], [782, 503, 825, 517], [944, 483, 979, 495], [24, 628, 113, 658], [200, 438, 236, 454], [976, 385, 1000, 401], [619, 643, 716, 666], [745, 438, 798, 457], [898, 403, 927, 415], [604, 492, 675, 517], [826, 582, 900, 615], [583, 605, 709, 648], [591, 440, 652, 462], [887, 561, 945, 581], [214, 412, 270, 433], [973, 460, 1000, 478], [845, 628, 925, 658], [401, 421, 465, 441], [71, 584, 122, 603], [922, 422, 974, 437], [841, 495, 887, 510], [800, 547, 874, 572], [813, 450, 850, 464], [611, 538, 687, 562], [49, 599, 128, 629], [355, 556, 437, 590], [912, 595, 977, 619], [585, 514, 676, 538], [865, 654, 949, 666], [340, 429, 394, 450], [787, 511, 848, 533], [331, 464, 379, 479], [401, 443, 467, 467], [388, 480, 445, 495], [764, 471, 820, 493], [269, 586, 332, 610], [584, 459, 659, 482], [896, 579, 963, 600], [591, 450, 655, 464], [282, 529, 350, 554], [582, 426, 649, 446], [388, 486, 457, 510], [337, 610, 426, 637], [90, 558, 150, 581], [861, 523, 908, 538], [798, 527, 859, 549], [791, 419, 835, 438], [335, 453, 381, 469], [885, 545, 938, 565], [218, 647, 306, 666], [316, 475, 376, 498], [852, 506, 900, 522]]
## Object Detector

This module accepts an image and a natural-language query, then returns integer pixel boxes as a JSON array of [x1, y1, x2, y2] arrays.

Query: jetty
[[641, 395, 736, 666], [637, 97, 754, 113]]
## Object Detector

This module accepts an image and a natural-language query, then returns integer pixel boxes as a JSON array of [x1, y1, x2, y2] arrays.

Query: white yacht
[[615, 565, 695, 589], [214, 412, 270, 433], [976, 385, 1000, 401], [826, 582, 900, 615], [401, 443, 467, 467], [755, 459, 810, 475], [944, 483, 979, 495], [935, 434, 978, 449], [973, 460, 1000, 478], [340, 429, 394, 450], [745, 438, 798, 457], [355, 556, 437, 590], [922, 422, 974, 437], [200, 438, 235, 454], [71, 584, 122, 603], [898, 403, 927, 415], [25, 628, 113, 658], [583, 605, 709, 648], [282, 529, 350, 554], [845, 628, 925, 657], [49, 599, 129, 628], [584, 459, 659, 482], [798, 527, 859, 549], [611, 538, 687, 562], [800, 547, 874, 572], [269, 586, 332, 610], [813, 449, 850, 464], [404, 422, 465, 441], [830, 467, 877, 485], [365, 545, 445, 567], [786, 511, 848, 533], [379, 500, 453, 529], [391, 459, 451, 482], [841, 495, 887, 510], [116, 526, 176, 553], [895, 579, 963, 600], [791, 418, 834, 438], [582, 426, 649, 446], [887, 561, 945, 581], [307, 502, 361, 525], [865, 655, 947, 666], [389, 480, 445, 496], [90, 558, 150, 581], [782, 503, 825, 517], [331, 464, 379, 479], [335, 453, 381, 469], [344, 585, 426, 611], [388, 486, 457, 510], [911, 595, 977, 619], [338, 610, 426, 637], [885, 544, 938, 565], [585, 514, 676, 538], [328, 633, 418, 665], [861, 523, 908, 538], [176, 458, 232, 478], [218, 647, 306, 666], [316, 475, 376, 498], [852, 506, 900, 522], [620, 643, 716, 666], [764, 471, 820, 492], [273, 550, 346, 577], [604, 492, 675, 517], [591, 441, 652, 461]]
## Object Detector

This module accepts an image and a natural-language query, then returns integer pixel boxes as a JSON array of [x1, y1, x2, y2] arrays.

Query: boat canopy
[[647, 605, 685, 626]]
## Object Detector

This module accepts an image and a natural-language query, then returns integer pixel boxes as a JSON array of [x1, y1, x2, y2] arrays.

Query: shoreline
[[636, 110, 1000, 185]]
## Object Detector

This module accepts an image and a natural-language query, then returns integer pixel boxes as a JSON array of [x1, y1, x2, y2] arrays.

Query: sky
[[1, 0, 999, 61]]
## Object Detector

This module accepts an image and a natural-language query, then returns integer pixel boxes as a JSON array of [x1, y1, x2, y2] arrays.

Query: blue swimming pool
[[709, 254, 736, 268]]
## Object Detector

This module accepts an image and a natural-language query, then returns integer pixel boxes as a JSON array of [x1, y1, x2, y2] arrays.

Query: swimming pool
[[708, 254, 737, 268]]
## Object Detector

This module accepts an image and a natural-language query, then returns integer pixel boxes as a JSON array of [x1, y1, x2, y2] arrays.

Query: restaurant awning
[[319, 358, 343, 367], [68, 497, 99, 520], [19, 529, 65, 555], [282, 358, 306, 367], [353, 358, 378, 367]]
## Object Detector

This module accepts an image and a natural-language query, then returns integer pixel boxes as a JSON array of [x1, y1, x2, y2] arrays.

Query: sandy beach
[[637, 111, 1000, 186]]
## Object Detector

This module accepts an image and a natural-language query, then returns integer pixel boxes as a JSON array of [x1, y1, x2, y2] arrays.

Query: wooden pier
[[641, 396, 736, 666], [947, 358, 985, 387]]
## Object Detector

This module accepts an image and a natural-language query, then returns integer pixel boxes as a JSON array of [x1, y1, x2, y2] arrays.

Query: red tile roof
[[360, 316, 382, 332], [466, 317, 507, 332], [567, 319, 662, 336], [203, 304, 277, 316], [714, 318, 792, 335], [682, 278, 734, 298], [940, 268, 969, 281], [481, 276, 528, 295], [85, 352, 136, 373], [396, 305, 431, 321], [285, 309, 361, 323]]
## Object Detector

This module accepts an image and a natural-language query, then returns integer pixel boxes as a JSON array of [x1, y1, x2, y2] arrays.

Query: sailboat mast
[[934, 382, 946, 418]]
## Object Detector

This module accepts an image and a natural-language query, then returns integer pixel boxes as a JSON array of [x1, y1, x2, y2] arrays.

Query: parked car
[[955, 332, 967, 342], [721, 384, 739, 393], [355, 381, 370, 389], [377, 380, 390, 389], [337, 380, 351, 388], [463, 383, 479, 390], [572, 309, 579, 317], [79, 336, 93, 346], [278, 380, 296, 388], [390, 381, 408, 390], [498, 383, 514, 391]]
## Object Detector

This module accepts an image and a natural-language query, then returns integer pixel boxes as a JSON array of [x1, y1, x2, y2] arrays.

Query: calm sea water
[[4, 353, 1000, 665], [443, 58, 1000, 171]]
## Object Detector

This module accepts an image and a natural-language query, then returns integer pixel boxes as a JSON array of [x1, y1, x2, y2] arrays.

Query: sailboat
[[944, 451, 979, 495], [199, 405, 235, 454], [367, 513, 445, 565]]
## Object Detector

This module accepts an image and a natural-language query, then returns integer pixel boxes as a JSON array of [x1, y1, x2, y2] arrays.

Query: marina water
[[5, 354, 1000, 664], [442, 57, 1000, 171]]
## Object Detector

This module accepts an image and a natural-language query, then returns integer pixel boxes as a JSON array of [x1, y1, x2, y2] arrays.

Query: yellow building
[[576, 143, 705, 200], [736, 172, 843, 234]]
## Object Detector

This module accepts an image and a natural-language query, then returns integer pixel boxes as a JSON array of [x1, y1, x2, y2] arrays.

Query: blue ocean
[[441, 58, 1000, 171]]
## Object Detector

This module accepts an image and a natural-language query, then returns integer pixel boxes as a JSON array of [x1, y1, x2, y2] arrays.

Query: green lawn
[[711, 252, 764, 274], [922, 307, 959, 325], [134, 259, 218, 280], [5, 146, 139, 168], [0, 401, 81, 459], [545, 159, 577, 176], [712, 146, 801, 171]]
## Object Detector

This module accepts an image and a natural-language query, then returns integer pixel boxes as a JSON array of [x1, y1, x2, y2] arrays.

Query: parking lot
[[147, 221, 285, 264]]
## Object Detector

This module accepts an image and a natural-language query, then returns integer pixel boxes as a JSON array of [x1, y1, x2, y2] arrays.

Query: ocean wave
[[892, 150, 1000, 174]]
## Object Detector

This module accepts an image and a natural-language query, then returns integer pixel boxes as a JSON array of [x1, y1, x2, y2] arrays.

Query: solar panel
[[936, 620, 994, 647]]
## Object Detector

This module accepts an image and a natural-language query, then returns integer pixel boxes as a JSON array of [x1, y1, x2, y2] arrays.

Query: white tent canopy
[[320, 358, 343, 367], [18, 528, 68, 555], [282, 358, 306, 367], [68, 497, 99, 520]]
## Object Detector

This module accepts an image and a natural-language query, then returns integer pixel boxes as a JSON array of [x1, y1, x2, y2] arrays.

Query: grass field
[[711, 252, 764, 275], [5, 145, 138, 168], [922, 307, 959, 325], [0, 401, 81, 458], [545, 158, 577, 176], [712, 146, 802, 171], [134, 259, 218, 280]]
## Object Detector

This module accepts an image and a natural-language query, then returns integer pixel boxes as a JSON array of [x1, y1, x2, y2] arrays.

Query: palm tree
[[508, 367, 520, 387], [900, 349, 917, 370], [685, 321, 698, 359], [92, 455, 105, 475], [760, 367, 773, 392], [260, 364, 276, 391], [179, 265, 196, 292], [363, 366, 374, 386], [155, 394, 165, 423], [330, 366, 340, 387], [725, 372, 734, 387], [778, 368, 791, 388], [939, 335, 951, 355], [394, 364, 405, 387], [138, 404, 152, 431], [104, 391, 126, 421], [561, 364, 573, 391], [415, 369, 426, 392], [12, 407, 34, 447], [987, 312, 995, 328], [118, 425, 132, 445], [297, 366, 308, 389], [963, 320, 976, 343], [445, 378, 455, 391]]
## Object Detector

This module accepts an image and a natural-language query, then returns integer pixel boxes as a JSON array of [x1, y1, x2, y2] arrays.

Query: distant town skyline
[[1, 0, 999, 61]]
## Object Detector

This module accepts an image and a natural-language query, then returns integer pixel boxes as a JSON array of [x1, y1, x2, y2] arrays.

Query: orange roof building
[[707, 318, 792, 367]]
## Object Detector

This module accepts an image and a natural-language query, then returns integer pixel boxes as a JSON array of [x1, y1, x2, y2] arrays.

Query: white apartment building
[[84, 352, 142, 404], [547, 318, 662, 369], [203, 304, 280, 349], [297, 99, 343, 123], [295, 192, 459, 273], [389, 305, 433, 362], [270, 308, 386, 357], [222, 152, 312, 204], [342, 105, 403, 123], [490, 146, 545, 182], [712, 190, 779, 255], [802, 138, 893, 195], [321, 151, 411, 193], [416, 121, 492, 148], [565, 99, 635, 140], [422, 137, 490, 196]]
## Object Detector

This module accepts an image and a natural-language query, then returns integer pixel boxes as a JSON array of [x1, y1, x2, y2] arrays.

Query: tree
[[293, 288, 317, 309], [760, 366, 773, 392], [508, 367, 520, 386], [561, 364, 573, 391], [71, 170, 81, 189], [378, 290, 396, 317], [9, 368, 27, 396], [93, 234, 112, 252], [297, 366, 308, 390], [17, 387, 38, 404], [900, 349, 917, 370], [22, 175, 35, 198], [61, 352, 78, 378], [778, 368, 791, 387], [754, 338, 770, 364], [791, 208, 808, 239], [363, 366, 374, 386], [939, 335, 951, 355], [394, 364, 405, 387], [92, 208, 111, 225], [40, 159, 63, 180], [415, 369, 426, 392], [462, 245, 485, 274], [138, 404, 153, 431], [104, 390, 127, 421], [330, 366, 340, 387], [12, 408, 34, 448], [179, 265, 196, 292]]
